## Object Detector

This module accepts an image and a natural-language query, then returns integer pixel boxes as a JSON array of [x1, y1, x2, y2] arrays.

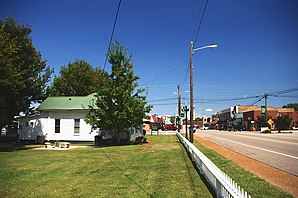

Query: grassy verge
[[0, 136, 212, 198], [192, 141, 293, 198]]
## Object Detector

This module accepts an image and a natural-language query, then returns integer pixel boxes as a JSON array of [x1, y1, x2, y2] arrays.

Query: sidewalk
[[194, 135, 298, 197]]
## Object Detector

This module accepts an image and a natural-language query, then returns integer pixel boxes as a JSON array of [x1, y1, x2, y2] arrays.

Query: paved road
[[195, 130, 298, 176]]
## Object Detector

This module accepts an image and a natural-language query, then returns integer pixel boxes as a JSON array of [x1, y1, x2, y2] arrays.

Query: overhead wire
[[103, 0, 122, 71], [147, 97, 177, 102], [268, 87, 298, 96], [192, 0, 205, 42], [193, 0, 209, 46], [151, 87, 298, 107], [139, 1, 209, 89], [194, 95, 259, 103], [274, 95, 298, 98], [180, 60, 190, 92], [179, 0, 209, 104], [140, 59, 188, 87]]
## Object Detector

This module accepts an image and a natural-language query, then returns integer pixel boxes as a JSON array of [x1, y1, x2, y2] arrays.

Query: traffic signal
[[176, 118, 181, 125], [180, 108, 185, 117], [261, 106, 266, 117]]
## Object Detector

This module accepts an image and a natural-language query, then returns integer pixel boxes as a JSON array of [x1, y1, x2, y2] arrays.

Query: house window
[[55, 119, 60, 133], [74, 119, 80, 135]]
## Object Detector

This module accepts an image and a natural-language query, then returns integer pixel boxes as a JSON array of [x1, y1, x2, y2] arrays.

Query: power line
[[194, 95, 259, 103], [150, 103, 177, 106], [149, 87, 298, 107], [180, 60, 190, 92], [140, 59, 188, 87], [193, 0, 209, 46], [192, 0, 204, 42], [268, 87, 298, 96], [147, 97, 177, 102], [103, 0, 122, 71], [274, 95, 298, 98], [142, 1, 209, 90]]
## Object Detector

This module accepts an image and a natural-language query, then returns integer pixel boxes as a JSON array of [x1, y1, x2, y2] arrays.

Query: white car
[[1, 127, 7, 136], [201, 126, 209, 130]]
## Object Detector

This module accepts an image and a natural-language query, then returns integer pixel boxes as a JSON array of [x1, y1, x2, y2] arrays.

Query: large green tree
[[85, 42, 151, 143], [275, 115, 293, 130], [48, 60, 107, 96], [282, 103, 298, 111], [0, 16, 52, 129]]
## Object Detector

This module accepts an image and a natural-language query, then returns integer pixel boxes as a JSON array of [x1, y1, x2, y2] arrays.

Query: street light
[[189, 41, 217, 143], [193, 44, 218, 53]]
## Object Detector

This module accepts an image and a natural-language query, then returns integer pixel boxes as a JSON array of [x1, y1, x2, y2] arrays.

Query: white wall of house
[[19, 110, 144, 142], [19, 115, 45, 140], [19, 110, 99, 141]]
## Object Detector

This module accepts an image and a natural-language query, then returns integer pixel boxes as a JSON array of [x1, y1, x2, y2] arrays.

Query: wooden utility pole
[[177, 85, 181, 132], [184, 104, 189, 140], [178, 85, 181, 118], [189, 41, 194, 143], [264, 93, 268, 123]]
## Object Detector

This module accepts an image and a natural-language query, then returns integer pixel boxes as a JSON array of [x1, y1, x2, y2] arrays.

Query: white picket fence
[[176, 132, 251, 198]]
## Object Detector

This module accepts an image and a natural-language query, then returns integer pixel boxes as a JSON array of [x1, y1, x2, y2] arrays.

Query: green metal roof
[[37, 93, 98, 110]]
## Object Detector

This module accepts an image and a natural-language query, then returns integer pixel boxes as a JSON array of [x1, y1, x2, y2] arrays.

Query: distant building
[[217, 105, 298, 128]]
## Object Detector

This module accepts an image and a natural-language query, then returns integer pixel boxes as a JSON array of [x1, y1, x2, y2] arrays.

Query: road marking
[[213, 136, 298, 160], [228, 133, 298, 145]]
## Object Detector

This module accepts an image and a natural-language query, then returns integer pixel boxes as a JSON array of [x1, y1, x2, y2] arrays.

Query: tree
[[85, 42, 152, 143], [275, 115, 292, 131], [282, 103, 298, 111], [0, 16, 52, 129], [256, 116, 272, 130], [48, 60, 108, 96]]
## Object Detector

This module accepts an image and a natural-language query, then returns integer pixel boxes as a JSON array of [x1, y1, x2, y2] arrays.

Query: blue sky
[[1, 0, 298, 116]]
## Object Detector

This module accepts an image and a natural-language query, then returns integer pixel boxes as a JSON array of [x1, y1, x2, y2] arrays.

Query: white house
[[19, 93, 144, 142]]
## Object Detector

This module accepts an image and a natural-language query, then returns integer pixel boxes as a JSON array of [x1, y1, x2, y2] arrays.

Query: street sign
[[267, 119, 273, 128]]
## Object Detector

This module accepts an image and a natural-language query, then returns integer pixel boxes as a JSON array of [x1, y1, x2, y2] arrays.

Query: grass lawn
[[0, 136, 212, 198], [192, 141, 293, 198]]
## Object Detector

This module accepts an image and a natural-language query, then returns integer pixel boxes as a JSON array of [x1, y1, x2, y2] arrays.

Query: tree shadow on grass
[[0, 142, 39, 152], [179, 140, 216, 198]]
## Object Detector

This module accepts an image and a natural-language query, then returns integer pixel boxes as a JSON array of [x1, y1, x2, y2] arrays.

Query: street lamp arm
[[193, 44, 218, 53]]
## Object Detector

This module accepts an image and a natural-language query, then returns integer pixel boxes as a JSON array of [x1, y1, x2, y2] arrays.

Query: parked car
[[218, 124, 227, 131], [162, 124, 177, 131], [189, 126, 197, 133], [201, 124, 209, 130], [151, 123, 162, 131]]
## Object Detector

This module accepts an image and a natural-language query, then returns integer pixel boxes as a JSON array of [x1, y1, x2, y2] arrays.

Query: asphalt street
[[194, 130, 298, 176]]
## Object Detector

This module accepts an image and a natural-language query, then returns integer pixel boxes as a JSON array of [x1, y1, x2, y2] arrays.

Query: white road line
[[214, 136, 298, 160]]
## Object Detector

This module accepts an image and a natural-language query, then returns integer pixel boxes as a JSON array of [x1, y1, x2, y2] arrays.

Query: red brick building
[[218, 105, 298, 129]]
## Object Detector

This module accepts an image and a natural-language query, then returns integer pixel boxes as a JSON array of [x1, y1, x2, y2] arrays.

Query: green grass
[[0, 136, 212, 198], [192, 141, 294, 198]]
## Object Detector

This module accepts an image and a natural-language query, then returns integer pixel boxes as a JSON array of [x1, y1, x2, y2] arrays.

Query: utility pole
[[178, 85, 181, 118], [189, 41, 194, 143], [184, 104, 189, 140], [264, 93, 268, 123], [177, 85, 181, 132]]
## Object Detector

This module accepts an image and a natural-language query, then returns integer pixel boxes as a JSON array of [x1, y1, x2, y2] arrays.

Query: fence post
[[216, 178, 222, 198], [199, 160, 204, 175]]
